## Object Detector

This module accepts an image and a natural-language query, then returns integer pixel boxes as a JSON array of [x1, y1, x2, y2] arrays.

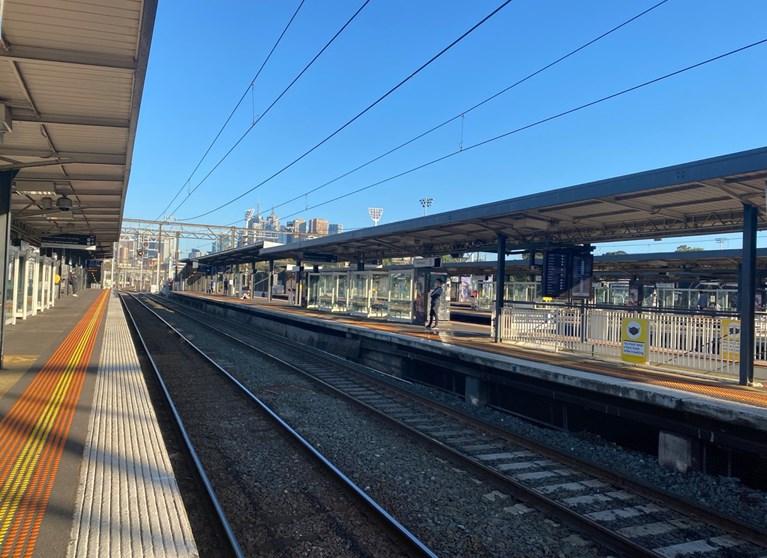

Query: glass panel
[[16, 256, 25, 314], [26, 257, 37, 312], [307, 274, 320, 308], [478, 280, 494, 310], [37, 259, 45, 310], [609, 284, 628, 305], [430, 273, 450, 321], [5, 251, 15, 321], [334, 273, 348, 312], [389, 271, 413, 321], [318, 274, 335, 311], [369, 273, 389, 319], [349, 272, 369, 315]]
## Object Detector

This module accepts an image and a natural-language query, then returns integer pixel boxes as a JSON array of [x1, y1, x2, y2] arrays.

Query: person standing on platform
[[426, 279, 444, 330]]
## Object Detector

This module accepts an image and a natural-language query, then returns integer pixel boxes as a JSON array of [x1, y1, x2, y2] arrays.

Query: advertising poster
[[621, 317, 649, 364]]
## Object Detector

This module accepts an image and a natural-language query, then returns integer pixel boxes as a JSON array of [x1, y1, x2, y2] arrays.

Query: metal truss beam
[[0, 44, 135, 71], [0, 147, 126, 164], [11, 108, 130, 129]]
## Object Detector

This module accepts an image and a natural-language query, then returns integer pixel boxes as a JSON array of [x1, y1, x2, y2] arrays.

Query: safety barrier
[[498, 304, 762, 375]]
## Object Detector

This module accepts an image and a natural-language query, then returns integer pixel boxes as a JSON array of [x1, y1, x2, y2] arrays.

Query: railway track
[[121, 293, 436, 558], [146, 293, 767, 558]]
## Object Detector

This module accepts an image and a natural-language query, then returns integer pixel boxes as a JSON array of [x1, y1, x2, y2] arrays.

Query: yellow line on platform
[[0, 293, 106, 549]]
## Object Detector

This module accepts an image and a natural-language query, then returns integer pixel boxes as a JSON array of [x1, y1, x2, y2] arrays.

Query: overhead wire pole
[[155, 0, 307, 220], [155, 222, 163, 292], [180, 0, 515, 222], [169, 0, 373, 218], [246, 0, 671, 224], [277, 36, 767, 220]]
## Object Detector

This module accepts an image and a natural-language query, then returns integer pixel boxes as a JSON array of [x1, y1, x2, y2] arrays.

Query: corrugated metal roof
[[0, 0, 157, 255], [259, 147, 767, 263]]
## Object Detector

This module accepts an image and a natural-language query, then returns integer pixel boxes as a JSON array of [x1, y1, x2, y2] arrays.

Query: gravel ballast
[[126, 296, 421, 558], [163, 295, 767, 532], [147, 297, 615, 557]]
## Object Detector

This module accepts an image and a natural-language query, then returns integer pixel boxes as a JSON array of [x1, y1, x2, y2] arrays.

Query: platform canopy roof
[[183, 240, 282, 267], [422, 249, 767, 280], [259, 147, 767, 263], [0, 0, 157, 256]]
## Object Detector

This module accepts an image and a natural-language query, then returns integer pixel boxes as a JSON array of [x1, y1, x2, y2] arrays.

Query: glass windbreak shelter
[[4, 248, 58, 325], [472, 279, 539, 310], [307, 269, 417, 322]]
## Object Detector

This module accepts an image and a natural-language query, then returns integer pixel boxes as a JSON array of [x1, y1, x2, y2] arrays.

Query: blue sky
[[125, 0, 767, 254]]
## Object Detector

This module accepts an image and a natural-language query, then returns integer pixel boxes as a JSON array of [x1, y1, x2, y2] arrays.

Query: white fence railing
[[499, 304, 767, 375]]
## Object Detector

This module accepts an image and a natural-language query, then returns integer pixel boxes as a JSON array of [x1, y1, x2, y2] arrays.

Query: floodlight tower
[[368, 207, 383, 226], [419, 197, 433, 216]]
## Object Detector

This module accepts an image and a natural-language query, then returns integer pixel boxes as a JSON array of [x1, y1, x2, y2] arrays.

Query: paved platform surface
[[179, 292, 767, 419], [0, 291, 197, 557], [0, 290, 108, 557], [68, 293, 197, 557], [0, 292, 103, 400]]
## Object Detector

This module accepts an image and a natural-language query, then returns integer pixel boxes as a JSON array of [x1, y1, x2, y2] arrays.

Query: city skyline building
[[308, 218, 329, 236]]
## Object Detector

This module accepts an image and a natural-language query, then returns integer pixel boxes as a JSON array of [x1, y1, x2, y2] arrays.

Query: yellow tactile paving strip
[[0, 290, 108, 558], [189, 293, 767, 409]]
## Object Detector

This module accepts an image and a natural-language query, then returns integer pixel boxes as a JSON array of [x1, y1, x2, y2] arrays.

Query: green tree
[[675, 244, 704, 252]]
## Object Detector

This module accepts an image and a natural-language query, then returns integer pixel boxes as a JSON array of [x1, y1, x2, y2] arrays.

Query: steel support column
[[155, 223, 163, 292], [494, 233, 507, 343], [250, 261, 256, 297], [0, 170, 18, 368], [267, 259, 274, 302], [739, 203, 757, 385], [295, 258, 302, 306]]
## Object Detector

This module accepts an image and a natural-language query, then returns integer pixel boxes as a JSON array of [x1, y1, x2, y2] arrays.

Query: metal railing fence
[[499, 303, 766, 375]]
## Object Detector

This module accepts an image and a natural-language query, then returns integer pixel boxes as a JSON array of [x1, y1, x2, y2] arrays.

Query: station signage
[[413, 257, 441, 268], [721, 318, 740, 362], [620, 317, 649, 364], [41, 234, 96, 251], [42, 233, 95, 245]]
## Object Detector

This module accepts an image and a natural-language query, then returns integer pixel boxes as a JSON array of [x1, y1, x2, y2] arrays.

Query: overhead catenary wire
[[179, 0, 516, 221], [167, 0, 372, 219], [277, 37, 767, 222], [156, 0, 306, 220], [248, 0, 670, 224]]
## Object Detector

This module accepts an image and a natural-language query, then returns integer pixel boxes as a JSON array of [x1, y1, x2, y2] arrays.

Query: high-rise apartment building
[[328, 223, 343, 235], [308, 218, 329, 236]]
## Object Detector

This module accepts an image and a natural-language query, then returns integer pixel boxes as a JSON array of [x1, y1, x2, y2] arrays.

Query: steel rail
[[119, 293, 245, 558], [144, 295, 657, 557], [126, 293, 438, 558], [148, 293, 767, 556]]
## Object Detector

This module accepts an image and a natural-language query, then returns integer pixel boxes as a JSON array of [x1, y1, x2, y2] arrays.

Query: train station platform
[[0, 290, 196, 557], [174, 292, 767, 434]]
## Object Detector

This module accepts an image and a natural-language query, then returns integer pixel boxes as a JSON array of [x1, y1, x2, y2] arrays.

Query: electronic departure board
[[542, 249, 570, 297], [541, 246, 593, 298]]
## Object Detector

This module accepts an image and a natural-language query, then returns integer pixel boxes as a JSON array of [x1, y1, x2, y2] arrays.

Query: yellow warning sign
[[621, 317, 649, 364], [721, 318, 740, 362]]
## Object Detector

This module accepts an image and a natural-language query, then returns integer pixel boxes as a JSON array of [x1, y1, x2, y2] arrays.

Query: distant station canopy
[[259, 147, 767, 263]]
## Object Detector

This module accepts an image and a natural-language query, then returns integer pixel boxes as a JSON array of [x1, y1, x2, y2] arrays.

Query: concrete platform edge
[[173, 293, 767, 431]]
